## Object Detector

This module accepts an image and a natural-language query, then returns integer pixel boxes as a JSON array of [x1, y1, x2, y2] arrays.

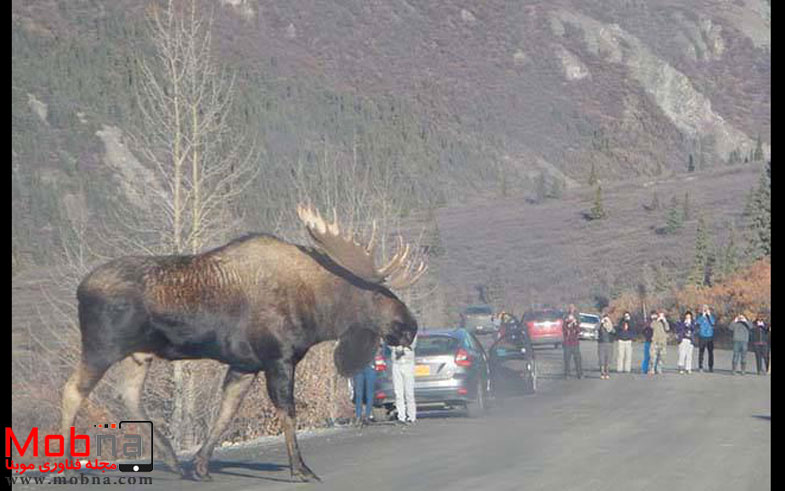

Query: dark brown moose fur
[[60, 233, 418, 482]]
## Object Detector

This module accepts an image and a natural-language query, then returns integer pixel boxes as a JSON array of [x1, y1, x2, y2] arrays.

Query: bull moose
[[60, 204, 425, 482]]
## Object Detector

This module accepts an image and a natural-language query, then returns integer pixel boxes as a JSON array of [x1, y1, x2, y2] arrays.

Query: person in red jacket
[[563, 305, 583, 379]]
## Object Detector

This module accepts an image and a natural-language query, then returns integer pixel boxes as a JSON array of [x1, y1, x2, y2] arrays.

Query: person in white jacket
[[392, 335, 417, 424]]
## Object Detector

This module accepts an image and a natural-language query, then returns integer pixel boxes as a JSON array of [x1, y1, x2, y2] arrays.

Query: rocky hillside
[[12, 0, 770, 270]]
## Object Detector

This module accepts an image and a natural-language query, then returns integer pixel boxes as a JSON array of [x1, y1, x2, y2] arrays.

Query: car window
[[464, 305, 492, 315], [523, 310, 562, 322], [416, 336, 460, 356], [579, 314, 599, 324]]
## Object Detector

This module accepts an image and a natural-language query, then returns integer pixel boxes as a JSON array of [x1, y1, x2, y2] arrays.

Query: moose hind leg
[[119, 353, 184, 476], [61, 360, 110, 454], [266, 360, 320, 482], [191, 368, 256, 481]]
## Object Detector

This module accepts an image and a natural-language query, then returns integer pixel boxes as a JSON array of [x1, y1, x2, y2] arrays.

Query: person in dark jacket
[[676, 311, 696, 374], [563, 305, 583, 379], [616, 320, 634, 373], [751, 317, 769, 375], [729, 314, 752, 375], [696, 304, 716, 372], [598, 312, 615, 379], [641, 313, 655, 374]]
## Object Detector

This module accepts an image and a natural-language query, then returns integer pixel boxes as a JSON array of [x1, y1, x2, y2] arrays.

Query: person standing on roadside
[[641, 313, 655, 374], [649, 310, 670, 375], [598, 312, 615, 379], [676, 311, 696, 374], [696, 304, 716, 373], [616, 320, 634, 373], [391, 335, 417, 424], [352, 352, 378, 426], [751, 316, 769, 375], [563, 305, 583, 379], [729, 314, 751, 375]]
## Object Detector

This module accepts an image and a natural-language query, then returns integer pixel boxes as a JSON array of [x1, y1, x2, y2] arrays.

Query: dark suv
[[522, 309, 565, 348]]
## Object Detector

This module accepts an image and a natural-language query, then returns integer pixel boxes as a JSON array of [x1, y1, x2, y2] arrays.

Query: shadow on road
[[751, 415, 770, 421], [181, 460, 290, 482]]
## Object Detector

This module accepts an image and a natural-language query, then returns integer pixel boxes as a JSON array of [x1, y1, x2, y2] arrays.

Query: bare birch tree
[[113, 0, 258, 450]]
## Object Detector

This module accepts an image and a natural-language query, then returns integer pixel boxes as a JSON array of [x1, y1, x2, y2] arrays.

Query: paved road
[[12, 343, 770, 491]]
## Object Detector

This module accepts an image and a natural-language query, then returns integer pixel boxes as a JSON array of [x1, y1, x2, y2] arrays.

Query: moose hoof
[[292, 464, 321, 483], [189, 456, 212, 481]]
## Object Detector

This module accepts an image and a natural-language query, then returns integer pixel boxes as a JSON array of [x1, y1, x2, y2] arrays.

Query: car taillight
[[374, 354, 387, 372], [457, 387, 468, 395], [455, 348, 472, 367], [375, 391, 386, 400]]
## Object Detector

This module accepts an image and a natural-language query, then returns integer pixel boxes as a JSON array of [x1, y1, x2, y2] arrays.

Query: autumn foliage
[[609, 258, 771, 330]]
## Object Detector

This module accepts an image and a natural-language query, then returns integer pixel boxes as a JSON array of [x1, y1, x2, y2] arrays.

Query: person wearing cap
[[696, 304, 716, 373], [649, 310, 670, 375], [598, 312, 615, 379], [729, 314, 751, 375]]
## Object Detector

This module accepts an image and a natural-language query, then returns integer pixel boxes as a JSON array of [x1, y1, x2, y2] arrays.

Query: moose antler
[[296, 203, 427, 288]]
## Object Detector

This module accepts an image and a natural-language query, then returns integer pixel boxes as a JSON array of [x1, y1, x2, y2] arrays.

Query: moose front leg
[[266, 360, 321, 482]]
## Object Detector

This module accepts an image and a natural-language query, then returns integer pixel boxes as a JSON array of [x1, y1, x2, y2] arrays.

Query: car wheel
[[465, 379, 487, 418]]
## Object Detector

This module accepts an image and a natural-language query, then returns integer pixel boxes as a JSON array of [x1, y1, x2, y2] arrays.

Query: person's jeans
[[563, 344, 583, 378], [752, 344, 769, 373], [641, 341, 651, 373], [698, 337, 714, 371], [598, 343, 612, 374], [353, 366, 377, 418], [732, 341, 748, 373]]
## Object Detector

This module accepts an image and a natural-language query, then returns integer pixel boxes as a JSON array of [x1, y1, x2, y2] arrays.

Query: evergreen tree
[[588, 162, 598, 186], [548, 176, 565, 199], [754, 134, 764, 162], [653, 262, 671, 294], [589, 185, 607, 220], [721, 223, 739, 279], [534, 172, 547, 203], [746, 166, 771, 259], [664, 196, 682, 234], [649, 191, 660, 211], [689, 215, 710, 287]]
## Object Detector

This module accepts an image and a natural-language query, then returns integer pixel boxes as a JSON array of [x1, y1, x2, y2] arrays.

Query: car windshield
[[464, 306, 492, 315], [580, 314, 599, 323], [416, 335, 461, 356]]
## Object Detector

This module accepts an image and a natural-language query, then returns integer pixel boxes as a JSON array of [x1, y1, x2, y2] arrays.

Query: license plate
[[415, 365, 430, 377]]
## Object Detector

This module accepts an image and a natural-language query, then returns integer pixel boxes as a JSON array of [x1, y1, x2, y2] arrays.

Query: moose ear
[[334, 325, 379, 377]]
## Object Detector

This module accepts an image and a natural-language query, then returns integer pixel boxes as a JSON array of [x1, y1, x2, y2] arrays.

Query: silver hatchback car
[[372, 328, 491, 419]]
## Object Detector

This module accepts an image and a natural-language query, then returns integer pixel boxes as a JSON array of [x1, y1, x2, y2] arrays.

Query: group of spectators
[[562, 304, 770, 378]]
